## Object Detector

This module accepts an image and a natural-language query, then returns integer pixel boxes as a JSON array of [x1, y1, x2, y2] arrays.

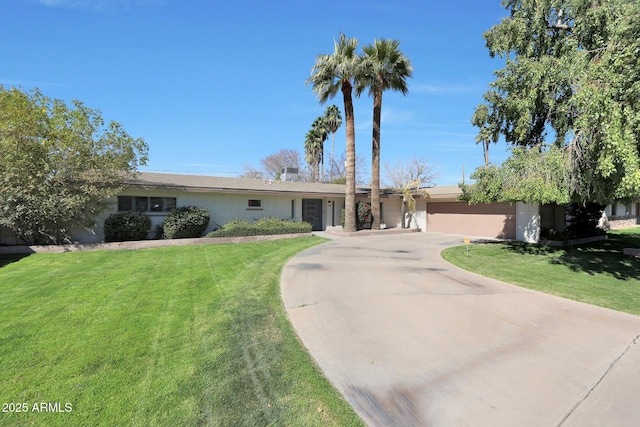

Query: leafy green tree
[[323, 105, 342, 181], [307, 33, 363, 232], [467, 0, 640, 205], [0, 86, 148, 244], [471, 103, 499, 166], [359, 39, 413, 230]]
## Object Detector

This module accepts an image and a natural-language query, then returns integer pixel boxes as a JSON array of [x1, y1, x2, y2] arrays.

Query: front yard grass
[[441, 228, 640, 316], [0, 237, 363, 426]]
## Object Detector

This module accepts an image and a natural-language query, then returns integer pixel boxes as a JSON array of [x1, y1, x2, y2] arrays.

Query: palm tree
[[311, 117, 328, 181], [306, 33, 362, 232], [358, 39, 413, 230], [304, 120, 327, 182], [323, 105, 342, 181]]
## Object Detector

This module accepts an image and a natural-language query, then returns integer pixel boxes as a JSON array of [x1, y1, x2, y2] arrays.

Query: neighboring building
[[604, 200, 640, 229]]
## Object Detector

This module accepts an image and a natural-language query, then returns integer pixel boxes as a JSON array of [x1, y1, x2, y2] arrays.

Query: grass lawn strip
[[441, 228, 640, 316], [0, 237, 363, 426]]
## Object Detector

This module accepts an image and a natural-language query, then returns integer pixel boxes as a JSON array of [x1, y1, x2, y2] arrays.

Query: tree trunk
[[330, 132, 335, 181], [371, 89, 382, 230], [484, 140, 489, 166], [342, 80, 357, 232], [400, 200, 407, 229], [320, 144, 324, 182]]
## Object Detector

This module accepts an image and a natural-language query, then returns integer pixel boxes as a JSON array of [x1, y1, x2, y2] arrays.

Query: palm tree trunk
[[342, 80, 357, 232], [320, 146, 324, 182], [371, 90, 382, 230], [330, 132, 335, 181]]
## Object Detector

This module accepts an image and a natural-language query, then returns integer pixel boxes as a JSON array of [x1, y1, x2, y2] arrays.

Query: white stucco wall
[[413, 199, 427, 231], [516, 202, 540, 243], [70, 190, 346, 243]]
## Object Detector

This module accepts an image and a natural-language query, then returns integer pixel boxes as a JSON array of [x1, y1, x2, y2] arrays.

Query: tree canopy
[[465, 0, 640, 205], [0, 86, 148, 244]]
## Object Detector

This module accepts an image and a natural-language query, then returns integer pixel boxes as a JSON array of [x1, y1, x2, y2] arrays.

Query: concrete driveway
[[281, 232, 640, 426]]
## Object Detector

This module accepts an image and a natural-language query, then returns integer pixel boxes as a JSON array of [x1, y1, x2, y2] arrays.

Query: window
[[117, 196, 176, 213], [135, 197, 148, 212], [118, 196, 132, 212], [150, 197, 164, 212], [247, 199, 262, 209]]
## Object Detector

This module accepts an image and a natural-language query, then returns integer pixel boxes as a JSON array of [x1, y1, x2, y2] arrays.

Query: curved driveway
[[281, 232, 640, 426]]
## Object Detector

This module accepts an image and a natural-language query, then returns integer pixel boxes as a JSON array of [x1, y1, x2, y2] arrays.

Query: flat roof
[[128, 172, 355, 196], [127, 172, 463, 200]]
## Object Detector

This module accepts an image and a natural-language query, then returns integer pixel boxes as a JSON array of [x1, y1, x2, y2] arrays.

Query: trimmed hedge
[[162, 206, 210, 239], [103, 212, 151, 242], [206, 217, 311, 238]]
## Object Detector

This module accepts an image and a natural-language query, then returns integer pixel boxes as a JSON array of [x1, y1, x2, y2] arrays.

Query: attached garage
[[426, 201, 516, 240]]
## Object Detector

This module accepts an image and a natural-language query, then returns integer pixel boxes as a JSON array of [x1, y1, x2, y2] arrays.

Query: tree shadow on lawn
[[503, 232, 640, 281], [0, 254, 30, 269]]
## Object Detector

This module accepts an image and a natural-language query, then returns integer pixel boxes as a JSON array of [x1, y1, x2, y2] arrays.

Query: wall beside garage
[[516, 202, 540, 243]]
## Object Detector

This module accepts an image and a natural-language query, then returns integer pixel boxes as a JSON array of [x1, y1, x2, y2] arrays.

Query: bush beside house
[[162, 206, 211, 239], [206, 217, 311, 238], [104, 212, 151, 242]]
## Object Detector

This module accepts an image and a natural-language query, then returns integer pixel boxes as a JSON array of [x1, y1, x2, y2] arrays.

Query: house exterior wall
[[382, 198, 404, 229], [516, 202, 540, 243], [413, 199, 427, 231], [69, 189, 346, 243]]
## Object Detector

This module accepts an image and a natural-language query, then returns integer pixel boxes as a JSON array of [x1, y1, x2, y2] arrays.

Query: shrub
[[567, 203, 606, 238], [162, 206, 210, 239], [206, 217, 311, 238], [340, 201, 372, 230], [103, 212, 151, 242]]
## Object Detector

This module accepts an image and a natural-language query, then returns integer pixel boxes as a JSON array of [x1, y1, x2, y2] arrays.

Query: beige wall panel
[[427, 202, 516, 239]]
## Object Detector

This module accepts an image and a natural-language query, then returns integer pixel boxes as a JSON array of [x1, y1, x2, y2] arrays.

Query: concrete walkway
[[281, 232, 640, 426]]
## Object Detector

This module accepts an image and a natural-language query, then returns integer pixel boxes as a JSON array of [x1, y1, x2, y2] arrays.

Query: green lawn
[[441, 228, 640, 316], [0, 237, 363, 426]]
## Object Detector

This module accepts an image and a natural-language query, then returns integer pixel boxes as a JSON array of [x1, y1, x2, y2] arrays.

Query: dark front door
[[302, 199, 323, 231]]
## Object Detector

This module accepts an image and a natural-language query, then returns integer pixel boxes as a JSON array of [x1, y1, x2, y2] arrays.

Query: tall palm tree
[[304, 128, 322, 182], [323, 105, 342, 181], [306, 33, 362, 232], [358, 39, 413, 230], [311, 117, 328, 181]]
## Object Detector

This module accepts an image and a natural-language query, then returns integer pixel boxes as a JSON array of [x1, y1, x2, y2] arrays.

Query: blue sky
[[2, 0, 511, 186]]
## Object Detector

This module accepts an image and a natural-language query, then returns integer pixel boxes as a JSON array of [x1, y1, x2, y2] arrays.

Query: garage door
[[427, 202, 516, 239]]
